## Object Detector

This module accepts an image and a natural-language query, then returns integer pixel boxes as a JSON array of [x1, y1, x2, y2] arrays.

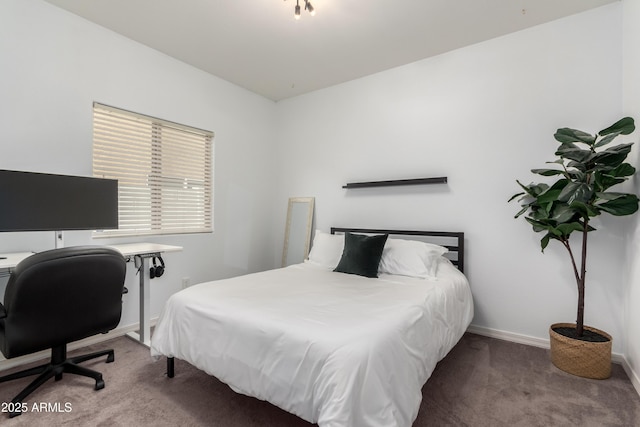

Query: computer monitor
[[0, 170, 118, 232]]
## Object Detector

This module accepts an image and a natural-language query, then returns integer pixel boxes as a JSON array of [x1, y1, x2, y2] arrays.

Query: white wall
[[623, 0, 640, 387], [274, 4, 629, 352], [0, 0, 279, 329]]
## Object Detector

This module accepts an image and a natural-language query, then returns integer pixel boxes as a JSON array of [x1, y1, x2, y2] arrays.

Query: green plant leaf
[[556, 222, 585, 236], [531, 168, 564, 176], [597, 194, 639, 216], [594, 173, 626, 192], [548, 226, 563, 237], [537, 188, 562, 204], [508, 191, 524, 203], [595, 192, 629, 201], [558, 182, 593, 204], [530, 206, 551, 222], [517, 180, 549, 197], [599, 117, 635, 136], [555, 146, 594, 163], [610, 163, 636, 177], [541, 233, 552, 251], [569, 201, 600, 218], [514, 205, 529, 218], [567, 170, 586, 182], [592, 143, 633, 167], [551, 204, 579, 223], [593, 131, 621, 148], [566, 160, 586, 172], [554, 128, 596, 145], [549, 178, 570, 190], [525, 217, 549, 233]]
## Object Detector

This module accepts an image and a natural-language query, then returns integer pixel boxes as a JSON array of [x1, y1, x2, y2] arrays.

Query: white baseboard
[[467, 324, 550, 350], [621, 357, 640, 397], [0, 318, 158, 372], [466, 324, 625, 364]]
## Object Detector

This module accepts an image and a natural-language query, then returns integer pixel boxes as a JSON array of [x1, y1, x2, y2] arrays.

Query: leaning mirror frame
[[282, 197, 315, 267]]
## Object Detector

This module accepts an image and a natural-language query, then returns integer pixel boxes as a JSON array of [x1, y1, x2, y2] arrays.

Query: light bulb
[[295, 4, 301, 19]]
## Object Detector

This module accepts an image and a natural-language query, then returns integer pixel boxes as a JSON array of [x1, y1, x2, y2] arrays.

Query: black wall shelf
[[342, 176, 448, 189]]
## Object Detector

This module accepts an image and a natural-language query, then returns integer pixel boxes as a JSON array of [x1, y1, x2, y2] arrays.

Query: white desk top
[[0, 252, 34, 270], [107, 243, 183, 257], [0, 243, 183, 270]]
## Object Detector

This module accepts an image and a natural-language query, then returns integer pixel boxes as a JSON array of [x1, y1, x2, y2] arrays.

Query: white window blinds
[[92, 103, 213, 237]]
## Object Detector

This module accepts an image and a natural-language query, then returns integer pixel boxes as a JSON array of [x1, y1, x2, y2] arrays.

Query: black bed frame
[[166, 227, 465, 378], [330, 227, 465, 273]]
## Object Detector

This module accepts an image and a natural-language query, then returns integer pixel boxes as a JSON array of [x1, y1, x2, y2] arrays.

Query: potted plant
[[509, 117, 639, 379]]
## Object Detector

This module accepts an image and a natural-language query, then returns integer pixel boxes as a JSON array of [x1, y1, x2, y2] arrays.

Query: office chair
[[0, 246, 126, 418]]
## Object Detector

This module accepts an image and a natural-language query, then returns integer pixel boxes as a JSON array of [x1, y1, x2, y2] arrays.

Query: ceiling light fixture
[[305, 0, 315, 16], [289, 0, 315, 20]]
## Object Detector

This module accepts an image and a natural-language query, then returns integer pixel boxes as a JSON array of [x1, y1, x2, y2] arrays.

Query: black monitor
[[0, 170, 118, 232]]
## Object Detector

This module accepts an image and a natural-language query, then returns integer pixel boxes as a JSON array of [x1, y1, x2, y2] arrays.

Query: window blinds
[[92, 103, 213, 237]]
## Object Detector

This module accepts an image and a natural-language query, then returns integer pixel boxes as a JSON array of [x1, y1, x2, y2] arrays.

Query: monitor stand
[[54, 231, 64, 249]]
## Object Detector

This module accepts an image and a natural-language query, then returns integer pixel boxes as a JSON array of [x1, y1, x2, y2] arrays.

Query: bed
[[150, 228, 473, 427]]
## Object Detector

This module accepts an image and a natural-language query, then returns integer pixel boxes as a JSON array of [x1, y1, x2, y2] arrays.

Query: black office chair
[[0, 246, 126, 418]]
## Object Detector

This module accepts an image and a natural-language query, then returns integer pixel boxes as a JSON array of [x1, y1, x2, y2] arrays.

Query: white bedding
[[150, 258, 473, 427]]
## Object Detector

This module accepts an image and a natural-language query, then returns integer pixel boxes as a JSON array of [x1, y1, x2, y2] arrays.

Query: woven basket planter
[[549, 323, 612, 379]]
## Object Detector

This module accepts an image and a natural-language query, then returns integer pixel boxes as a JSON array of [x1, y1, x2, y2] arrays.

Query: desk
[[0, 243, 182, 348]]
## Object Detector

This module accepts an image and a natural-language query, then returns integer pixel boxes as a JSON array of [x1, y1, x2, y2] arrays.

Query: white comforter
[[150, 259, 473, 427]]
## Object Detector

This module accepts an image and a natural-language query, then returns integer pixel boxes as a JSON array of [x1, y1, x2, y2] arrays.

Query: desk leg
[[138, 256, 151, 345], [126, 257, 151, 348]]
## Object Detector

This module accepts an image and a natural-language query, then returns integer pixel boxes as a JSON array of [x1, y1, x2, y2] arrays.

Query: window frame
[[92, 102, 214, 238]]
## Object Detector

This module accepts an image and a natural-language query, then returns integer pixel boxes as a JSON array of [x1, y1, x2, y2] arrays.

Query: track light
[[287, 0, 315, 19], [305, 0, 315, 16]]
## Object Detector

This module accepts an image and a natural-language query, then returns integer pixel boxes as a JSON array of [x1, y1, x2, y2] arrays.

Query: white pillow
[[378, 238, 448, 279], [306, 230, 345, 269]]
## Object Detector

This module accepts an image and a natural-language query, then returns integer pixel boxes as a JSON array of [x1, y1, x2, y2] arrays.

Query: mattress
[[150, 259, 473, 427]]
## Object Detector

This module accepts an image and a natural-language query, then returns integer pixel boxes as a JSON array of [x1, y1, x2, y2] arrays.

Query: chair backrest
[[0, 246, 126, 358]]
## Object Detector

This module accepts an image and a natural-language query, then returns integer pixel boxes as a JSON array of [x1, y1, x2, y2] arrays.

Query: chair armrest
[[0, 302, 6, 319]]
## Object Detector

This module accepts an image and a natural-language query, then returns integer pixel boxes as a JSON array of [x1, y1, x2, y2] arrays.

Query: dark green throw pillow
[[333, 232, 388, 278]]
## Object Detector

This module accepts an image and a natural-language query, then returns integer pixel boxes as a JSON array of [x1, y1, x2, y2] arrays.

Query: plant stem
[[577, 219, 588, 337], [561, 234, 585, 337], [562, 238, 581, 289]]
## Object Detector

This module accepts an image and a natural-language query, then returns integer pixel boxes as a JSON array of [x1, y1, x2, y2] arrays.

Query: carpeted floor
[[0, 333, 638, 426]]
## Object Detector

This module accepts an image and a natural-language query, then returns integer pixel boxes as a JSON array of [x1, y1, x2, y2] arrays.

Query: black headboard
[[330, 227, 465, 273]]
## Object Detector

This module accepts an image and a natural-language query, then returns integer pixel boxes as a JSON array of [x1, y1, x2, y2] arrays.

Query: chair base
[[0, 345, 114, 418]]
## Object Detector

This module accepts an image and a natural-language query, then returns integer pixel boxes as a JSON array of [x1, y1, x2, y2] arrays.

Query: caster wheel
[[106, 353, 115, 363], [95, 379, 105, 390]]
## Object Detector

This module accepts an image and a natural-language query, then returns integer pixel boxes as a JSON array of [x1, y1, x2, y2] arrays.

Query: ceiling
[[44, 0, 617, 101]]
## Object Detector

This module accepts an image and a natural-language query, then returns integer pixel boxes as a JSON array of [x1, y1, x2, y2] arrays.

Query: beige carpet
[[1, 333, 638, 426]]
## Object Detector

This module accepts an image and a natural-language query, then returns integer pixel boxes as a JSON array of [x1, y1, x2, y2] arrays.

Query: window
[[92, 103, 213, 237]]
